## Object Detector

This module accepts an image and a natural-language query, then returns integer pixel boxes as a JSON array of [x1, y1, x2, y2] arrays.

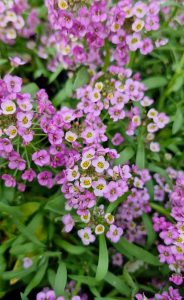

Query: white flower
[[1, 100, 16, 115]]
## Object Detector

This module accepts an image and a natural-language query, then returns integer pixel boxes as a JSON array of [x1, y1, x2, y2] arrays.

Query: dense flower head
[[0, 0, 40, 44], [153, 172, 184, 285], [42, 0, 163, 71]]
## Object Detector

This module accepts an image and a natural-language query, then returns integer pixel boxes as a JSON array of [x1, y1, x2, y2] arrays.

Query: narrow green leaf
[[10, 242, 38, 256], [136, 137, 145, 169], [114, 147, 135, 165], [3, 265, 36, 280], [172, 108, 183, 134], [69, 275, 98, 286], [49, 65, 63, 84], [20, 293, 29, 300], [53, 78, 73, 106], [145, 179, 154, 200], [104, 272, 130, 296], [96, 235, 109, 281], [14, 219, 45, 248], [150, 203, 173, 221], [54, 262, 67, 296], [123, 268, 138, 296], [0, 59, 8, 65], [55, 239, 86, 255], [142, 213, 156, 248], [73, 67, 89, 90], [0, 202, 22, 218], [45, 195, 65, 214], [22, 83, 39, 96], [24, 259, 48, 296], [48, 269, 56, 289], [107, 192, 129, 214], [143, 76, 167, 90], [116, 238, 160, 266]]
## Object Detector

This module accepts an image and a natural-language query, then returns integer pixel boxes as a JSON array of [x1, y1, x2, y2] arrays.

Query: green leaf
[[96, 235, 109, 281], [114, 147, 135, 165], [69, 275, 99, 286], [55, 239, 86, 255], [116, 238, 161, 266], [150, 203, 173, 222], [145, 179, 154, 200], [10, 242, 38, 256], [0, 202, 22, 218], [73, 67, 90, 90], [104, 272, 130, 296], [0, 59, 8, 65], [49, 65, 63, 84], [45, 194, 65, 214], [13, 218, 45, 248], [48, 269, 56, 289], [107, 192, 129, 214], [24, 258, 48, 296], [136, 137, 145, 169], [22, 83, 39, 96], [123, 268, 138, 297], [143, 76, 167, 90], [54, 262, 67, 296], [20, 293, 29, 300], [53, 78, 73, 106], [3, 265, 36, 280], [172, 76, 184, 92], [172, 108, 183, 134], [142, 213, 156, 248]]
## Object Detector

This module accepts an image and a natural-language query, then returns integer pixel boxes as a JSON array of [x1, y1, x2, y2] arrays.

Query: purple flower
[[62, 214, 75, 232], [32, 150, 50, 167], [78, 227, 95, 245], [104, 181, 122, 202], [106, 225, 123, 243], [4, 75, 22, 93], [37, 171, 53, 188], [23, 257, 33, 269]]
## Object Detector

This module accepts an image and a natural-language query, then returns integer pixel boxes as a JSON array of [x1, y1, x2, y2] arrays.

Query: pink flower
[[62, 214, 75, 232], [140, 38, 153, 55], [92, 156, 109, 173], [2, 174, 16, 187], [112, 133, 124, 146], [32, 150, 50, 167], [22, 169, 36, 182], [23, 257, 33, 269], [78, 227, 95, 245], [106, 224, 123, 243], [126, 33, 142, 51], [10, 56, 27, 67], [92, 178, 107, 196], [17, 112, 33, 128], [37, 171, 53, 188], [104, 181, 122, 202], [0, 138, 13, 153], [4, 75, 22, 93], [169, 273, 183, 285]]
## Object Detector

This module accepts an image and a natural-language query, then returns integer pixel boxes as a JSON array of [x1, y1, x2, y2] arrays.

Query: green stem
[[103, 40, 111, 72]]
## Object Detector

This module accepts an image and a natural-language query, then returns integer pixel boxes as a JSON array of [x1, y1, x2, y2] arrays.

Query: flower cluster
[[136, 286, 183, 300], [36, 284, 88, 300], [0, 0, 39, 44], [153, 172, 184, 286], [43, 0, 163, 71], [115, 166, 151, 243], [76, 68, 169, 145]]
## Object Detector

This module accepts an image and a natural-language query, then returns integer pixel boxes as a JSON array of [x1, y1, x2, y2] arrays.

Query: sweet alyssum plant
[[0, 0, 184, 299]]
